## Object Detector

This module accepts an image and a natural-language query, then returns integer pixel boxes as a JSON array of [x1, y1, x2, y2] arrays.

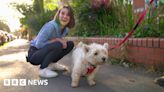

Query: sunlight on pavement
[[0, 67, 22, 79], [0, 39, 29, 62], [0, 39, 29, 78], [0, 51, 27, 62], [3, 39, 29, 48]]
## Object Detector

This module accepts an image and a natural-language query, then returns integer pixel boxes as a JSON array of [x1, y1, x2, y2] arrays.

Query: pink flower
[[91, 0, 111, 10]]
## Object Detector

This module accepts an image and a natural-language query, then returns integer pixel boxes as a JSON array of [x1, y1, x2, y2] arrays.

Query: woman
[[26, 5, 75, 78]]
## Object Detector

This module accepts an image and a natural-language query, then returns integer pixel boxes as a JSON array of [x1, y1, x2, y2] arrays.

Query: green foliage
[[12, 0, 57, 34], [159, 17, 164, 37], [20, 10, 55, 35], [33, 0, 44, 13], [44, 0, 58, 10], [0, 20, 10, 32], [71, 0, 134, 37], [12, 0, 164, 37], [110, 58, 136, 68], [71, 0, 164, 38], [134, 3, 164, 38]]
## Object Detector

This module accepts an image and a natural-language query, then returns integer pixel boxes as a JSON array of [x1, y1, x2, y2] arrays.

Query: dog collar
[[86, 65, 96, 75]]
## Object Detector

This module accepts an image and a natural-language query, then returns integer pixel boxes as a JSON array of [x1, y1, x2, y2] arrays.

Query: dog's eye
[[94, 52, 98, 56]]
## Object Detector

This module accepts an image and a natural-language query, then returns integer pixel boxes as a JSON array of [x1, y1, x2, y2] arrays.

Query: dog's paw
[[71, 82, 79, 88], [49, 63, 68, 71], [88, 80, 96, 86], [63, 70, 71, 76], [55, 63, 68, 71]]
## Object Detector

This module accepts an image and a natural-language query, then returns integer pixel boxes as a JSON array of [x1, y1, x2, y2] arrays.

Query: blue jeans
[[27, 41, 74, 69]]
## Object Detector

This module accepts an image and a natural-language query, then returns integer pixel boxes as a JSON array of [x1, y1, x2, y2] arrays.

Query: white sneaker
[[39, 68, 58, 78]]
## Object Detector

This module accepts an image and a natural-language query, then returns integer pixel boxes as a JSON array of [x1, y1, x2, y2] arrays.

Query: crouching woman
[[26, 5, 75, 78]]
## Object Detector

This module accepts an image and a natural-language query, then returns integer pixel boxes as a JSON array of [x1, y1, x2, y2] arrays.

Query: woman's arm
[[49, 38, 67, 49]]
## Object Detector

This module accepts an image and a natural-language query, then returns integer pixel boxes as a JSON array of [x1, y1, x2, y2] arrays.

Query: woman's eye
[[62, 12, 65, 15]]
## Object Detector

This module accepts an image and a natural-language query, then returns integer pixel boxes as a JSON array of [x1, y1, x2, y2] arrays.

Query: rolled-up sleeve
[[35, 24, 55, 49]]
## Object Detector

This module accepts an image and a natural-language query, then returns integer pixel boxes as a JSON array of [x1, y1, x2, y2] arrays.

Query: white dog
[[71, 42, 109, 87]]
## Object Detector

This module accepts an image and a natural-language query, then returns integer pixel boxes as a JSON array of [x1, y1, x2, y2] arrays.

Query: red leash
[[110, 0, 154, 50], [86, 66, 96, 75]]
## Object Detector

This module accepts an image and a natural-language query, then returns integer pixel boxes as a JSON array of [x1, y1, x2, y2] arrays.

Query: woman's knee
[[29, 56, 42, 65], [67, 41, 74, 49], [49, 42, 63, 49]]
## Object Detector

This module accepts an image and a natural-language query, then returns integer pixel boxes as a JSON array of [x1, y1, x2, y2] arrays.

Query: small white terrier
[[71, 42, 109, 87]]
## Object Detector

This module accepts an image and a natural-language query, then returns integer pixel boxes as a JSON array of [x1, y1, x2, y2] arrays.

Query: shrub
[[71, 0, 164, 38]]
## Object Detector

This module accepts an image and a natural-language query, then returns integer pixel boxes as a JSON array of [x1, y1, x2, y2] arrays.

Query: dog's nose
[[102, 57, 106, 62]]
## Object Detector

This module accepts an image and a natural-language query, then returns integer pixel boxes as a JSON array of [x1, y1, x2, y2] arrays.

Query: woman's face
[[59, 8, 70, 27]]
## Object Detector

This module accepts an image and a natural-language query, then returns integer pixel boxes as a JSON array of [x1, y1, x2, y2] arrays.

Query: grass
[[109, 58, 164, 74], [110, 58, 136, 68]]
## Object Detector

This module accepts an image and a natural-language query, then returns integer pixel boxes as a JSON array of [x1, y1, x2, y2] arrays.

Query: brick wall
[[66, 37, 164, 67]]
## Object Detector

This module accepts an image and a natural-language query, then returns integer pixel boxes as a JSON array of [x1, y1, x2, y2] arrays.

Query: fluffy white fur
[[71, 42, 109, 87]]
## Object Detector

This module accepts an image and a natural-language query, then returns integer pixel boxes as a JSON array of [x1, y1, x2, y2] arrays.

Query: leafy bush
[[134, 2, 164, 38], [11, 0, 57, 35], [12, 0, 164, 38], [71, 0, 164, 38], [20, 9, 56, 35], [71, 0, 133, 37]]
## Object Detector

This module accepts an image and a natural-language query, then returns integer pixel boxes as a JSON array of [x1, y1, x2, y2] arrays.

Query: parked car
[[0, 30, 16, 46]]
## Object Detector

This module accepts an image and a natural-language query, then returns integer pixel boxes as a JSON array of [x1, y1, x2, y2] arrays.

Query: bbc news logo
[[3, 79, 48, 86]]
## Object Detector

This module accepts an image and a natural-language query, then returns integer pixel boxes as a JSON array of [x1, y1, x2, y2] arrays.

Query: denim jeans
[[27, 41, 74, 69]]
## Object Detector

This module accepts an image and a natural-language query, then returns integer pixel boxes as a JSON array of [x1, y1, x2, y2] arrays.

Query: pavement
[[0, 39, 163, 92]]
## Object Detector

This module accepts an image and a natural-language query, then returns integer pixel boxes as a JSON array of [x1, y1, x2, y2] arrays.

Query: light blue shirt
[[30, 20, 69, 49]]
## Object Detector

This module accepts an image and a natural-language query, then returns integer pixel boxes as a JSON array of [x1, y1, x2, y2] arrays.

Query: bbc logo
[[4, 79, 26, 86]]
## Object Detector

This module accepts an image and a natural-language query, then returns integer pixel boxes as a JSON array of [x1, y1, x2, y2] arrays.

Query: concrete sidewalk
[[0, 39, 163, 92]]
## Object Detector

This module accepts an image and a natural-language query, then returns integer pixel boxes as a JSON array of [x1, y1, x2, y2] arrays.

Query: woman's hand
[[59, 39, 67, 49], [49, 38, 67, 49]]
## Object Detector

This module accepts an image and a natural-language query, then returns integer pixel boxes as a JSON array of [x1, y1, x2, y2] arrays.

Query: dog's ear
[[103, 43, 109, 49], [84, 45, 90, 53]]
